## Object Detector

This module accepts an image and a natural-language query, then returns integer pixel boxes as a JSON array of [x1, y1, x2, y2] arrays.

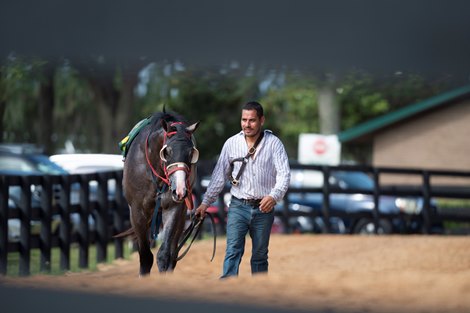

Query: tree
[[136, 63, 260, 161], [1, 56, 47, 146], [260, 73, 320, 159], [74, 59, 143, 153]]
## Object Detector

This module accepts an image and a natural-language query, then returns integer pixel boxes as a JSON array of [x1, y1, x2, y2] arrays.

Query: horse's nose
[[172, 187, 187, 202], [170, 169, 188, 202]]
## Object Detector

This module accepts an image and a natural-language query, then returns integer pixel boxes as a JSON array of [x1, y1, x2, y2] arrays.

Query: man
[[195, 101, 290, 278]]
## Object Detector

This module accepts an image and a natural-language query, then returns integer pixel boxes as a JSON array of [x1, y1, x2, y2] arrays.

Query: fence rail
[[196, 164, 470, 235], [1, 164, 470, 276], [0, 171, 129, 276]]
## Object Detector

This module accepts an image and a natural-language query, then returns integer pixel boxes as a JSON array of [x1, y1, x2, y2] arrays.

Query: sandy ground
[[2, 234, 470, 313]]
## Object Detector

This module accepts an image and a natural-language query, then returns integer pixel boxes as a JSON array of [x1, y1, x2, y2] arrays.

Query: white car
[[49, 154, 125, 233], [49, 154, 124, 174]]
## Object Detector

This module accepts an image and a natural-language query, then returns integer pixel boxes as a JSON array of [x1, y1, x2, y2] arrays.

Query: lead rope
[[176, 212, 217, 262]]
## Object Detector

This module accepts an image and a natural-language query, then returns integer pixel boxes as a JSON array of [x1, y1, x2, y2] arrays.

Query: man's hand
[[259, 196, 276, 213], [195, 203, 209, 220]]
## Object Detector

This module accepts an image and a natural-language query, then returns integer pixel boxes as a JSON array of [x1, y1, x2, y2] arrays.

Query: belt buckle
[[230, 179, 239, 186], [245, 198, 260, 206]]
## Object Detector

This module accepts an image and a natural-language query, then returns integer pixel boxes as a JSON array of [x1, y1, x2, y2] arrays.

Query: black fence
[[195, 164, 470, 235], [282, 164, 470, 234], [0, 171, 128, 276], [1, 164, 470, 276]]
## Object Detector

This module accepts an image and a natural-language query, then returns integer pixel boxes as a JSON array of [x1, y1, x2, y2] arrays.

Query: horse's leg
[[129, 204, 154, 276], [157, 204, 186, 272]]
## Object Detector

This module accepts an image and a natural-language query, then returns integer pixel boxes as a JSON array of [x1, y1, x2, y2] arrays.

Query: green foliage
[[1, 56, 45, 142], [54, 62, 97, 151], [1, 57, 456, 162], [136, 64, 260, 160], [260, 75, 320, 158], [338, 70, 453, 131]]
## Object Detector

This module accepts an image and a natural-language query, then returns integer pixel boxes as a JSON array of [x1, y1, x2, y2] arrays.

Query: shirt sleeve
[[268, 137, 291, 202], [201, 140, 231, 206]]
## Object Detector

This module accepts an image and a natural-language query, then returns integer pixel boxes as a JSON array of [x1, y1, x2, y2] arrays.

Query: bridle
[[145, 122, 198, 183]]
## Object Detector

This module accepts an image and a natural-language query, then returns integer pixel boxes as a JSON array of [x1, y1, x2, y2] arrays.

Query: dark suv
[[280, 170, 441, 234]]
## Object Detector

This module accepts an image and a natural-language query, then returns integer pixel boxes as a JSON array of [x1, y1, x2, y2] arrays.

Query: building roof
[[338, 84, 470, 143]]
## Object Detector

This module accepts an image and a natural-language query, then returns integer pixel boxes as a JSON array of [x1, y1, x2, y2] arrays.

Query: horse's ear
[[162, 103, 166, 113], [186, 122, 200, 133]]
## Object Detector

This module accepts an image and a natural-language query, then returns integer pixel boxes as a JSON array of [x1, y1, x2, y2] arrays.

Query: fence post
[[0, 176, 8, 275], [422, 171, 432, 234], [58, 175, 71, 272], [39, 175, 53, 273], [321, 166, 331, 233], [372, 169, 380, 235], [114, 171, 125, 259], [19, 176, 32, 276], [282, 190, 291, 234], [217, 193, 226, 234], [96, 173, 109, 263], [78, 174, 90, 268]]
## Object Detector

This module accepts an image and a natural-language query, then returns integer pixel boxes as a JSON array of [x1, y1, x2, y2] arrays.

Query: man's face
[[241, 109, 264, 138]]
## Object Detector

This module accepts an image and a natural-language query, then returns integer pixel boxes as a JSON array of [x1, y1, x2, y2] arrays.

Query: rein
[[175, 212, 217, 262]]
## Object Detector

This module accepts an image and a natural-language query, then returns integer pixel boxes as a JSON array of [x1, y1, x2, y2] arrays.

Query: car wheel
[[353, 218, 393, 235]]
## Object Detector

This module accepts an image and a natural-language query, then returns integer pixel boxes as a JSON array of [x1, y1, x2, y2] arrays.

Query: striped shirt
[[202, 130, 290, 205]]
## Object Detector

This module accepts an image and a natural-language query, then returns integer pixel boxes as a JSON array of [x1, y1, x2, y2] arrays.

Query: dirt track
[[2, 235, 470, 313]]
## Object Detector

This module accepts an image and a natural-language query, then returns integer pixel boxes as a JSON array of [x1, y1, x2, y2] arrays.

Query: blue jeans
[[221, 197, 274, 278]]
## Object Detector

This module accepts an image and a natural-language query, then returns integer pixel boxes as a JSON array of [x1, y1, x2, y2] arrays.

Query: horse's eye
[[164, 146, 172, 159]]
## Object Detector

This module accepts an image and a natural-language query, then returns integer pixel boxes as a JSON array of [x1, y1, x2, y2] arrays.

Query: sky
[[1, 0, 470, 82]]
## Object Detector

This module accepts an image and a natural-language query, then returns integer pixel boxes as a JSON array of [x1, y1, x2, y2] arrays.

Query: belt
[[233, 196, 262, 206]]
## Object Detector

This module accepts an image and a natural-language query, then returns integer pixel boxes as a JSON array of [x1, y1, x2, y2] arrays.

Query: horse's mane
[[150, 111, 188, 130]]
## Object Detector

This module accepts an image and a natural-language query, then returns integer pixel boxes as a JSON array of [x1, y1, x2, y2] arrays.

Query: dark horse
[[121, 110, 199, 275]]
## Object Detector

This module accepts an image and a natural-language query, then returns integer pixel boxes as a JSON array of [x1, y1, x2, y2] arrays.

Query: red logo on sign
[[313, 138, 327, 155]]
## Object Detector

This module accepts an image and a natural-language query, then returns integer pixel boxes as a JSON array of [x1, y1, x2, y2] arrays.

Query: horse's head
[[159, 120, 199, 203]]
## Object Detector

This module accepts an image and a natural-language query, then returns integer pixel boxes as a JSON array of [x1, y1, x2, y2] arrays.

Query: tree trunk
[[318, 81, 340, 135], [88, 70, 138, 153], [0, 99, 5, 143], [89, 79, 119, 153], [38, 65, 55, 154], [115, 70, 138, 143]]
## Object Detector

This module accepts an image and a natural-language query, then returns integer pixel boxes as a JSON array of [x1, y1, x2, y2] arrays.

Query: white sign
[[298, 133, 341, 165]]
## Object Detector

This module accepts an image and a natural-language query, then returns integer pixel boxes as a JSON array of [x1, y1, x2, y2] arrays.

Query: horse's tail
[[113, 227, 136, 240]]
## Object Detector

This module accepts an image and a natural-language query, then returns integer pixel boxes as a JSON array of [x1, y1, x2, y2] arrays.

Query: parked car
[[281, 169, 442, 234], [2, 150, 127, 242], [49, 154, 124, 174], [49, 153, 127, 233], [0, 149, 68, 242], [49, 153, 124, 201]]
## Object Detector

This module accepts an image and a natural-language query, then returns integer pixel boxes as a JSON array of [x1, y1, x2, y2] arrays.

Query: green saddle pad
[[118, 116, 152, 157]]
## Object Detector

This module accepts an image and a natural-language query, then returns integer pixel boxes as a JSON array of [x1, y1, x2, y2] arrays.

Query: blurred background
[[1, 0, 470, 164], [2, 1, 470, 279]]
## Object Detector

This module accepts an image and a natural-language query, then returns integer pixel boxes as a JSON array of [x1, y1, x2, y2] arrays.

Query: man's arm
[[195, 141, 231, 217]]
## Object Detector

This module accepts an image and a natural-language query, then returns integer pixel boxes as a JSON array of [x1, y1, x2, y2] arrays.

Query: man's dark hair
[[242, 101, 264, 118]]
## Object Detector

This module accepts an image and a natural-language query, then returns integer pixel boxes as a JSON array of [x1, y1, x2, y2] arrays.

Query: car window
[[0, 156, 36, 172], [331, 171, 374, 190], [29, 155, 68, 174]]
